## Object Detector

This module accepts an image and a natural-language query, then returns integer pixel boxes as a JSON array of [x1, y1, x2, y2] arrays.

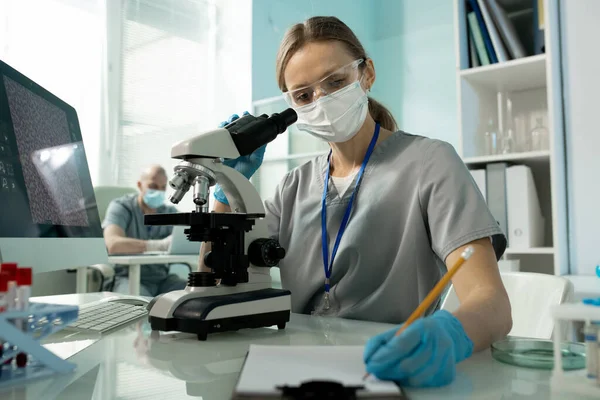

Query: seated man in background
[[102, 164, 186, 296]]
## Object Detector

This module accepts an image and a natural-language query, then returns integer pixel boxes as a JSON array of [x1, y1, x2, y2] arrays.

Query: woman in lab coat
[[208, 16, 512, 388]]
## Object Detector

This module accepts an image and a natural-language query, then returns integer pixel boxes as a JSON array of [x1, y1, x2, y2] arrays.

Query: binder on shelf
[[486, 0, 527, 59], [469, 33, 481, 68], [506, 165, 545, 248], [468, 0, 498, 63], [486, 163, 508, 243], [532, 0, 545, 54], [467, 11, 491, 66], [477, 0, 509, 62]]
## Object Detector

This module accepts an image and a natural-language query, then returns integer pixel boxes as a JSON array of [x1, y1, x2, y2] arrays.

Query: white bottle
[[584, 322, 598, 380], [0, 274, 7, 360], [597, 326, 600, 386]]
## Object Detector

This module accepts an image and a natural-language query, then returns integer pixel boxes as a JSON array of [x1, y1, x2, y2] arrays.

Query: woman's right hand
[[214, 112, 266, 205]]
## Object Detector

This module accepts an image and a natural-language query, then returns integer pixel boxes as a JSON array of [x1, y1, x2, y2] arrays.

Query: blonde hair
[[276, 16, 398, 132]]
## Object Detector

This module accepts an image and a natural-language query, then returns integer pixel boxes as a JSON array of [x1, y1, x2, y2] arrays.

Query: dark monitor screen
[[0, 60, 102, 238]]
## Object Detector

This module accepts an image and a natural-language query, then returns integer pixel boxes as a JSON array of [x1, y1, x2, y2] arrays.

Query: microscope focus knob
[[248, 238, 286, 267]]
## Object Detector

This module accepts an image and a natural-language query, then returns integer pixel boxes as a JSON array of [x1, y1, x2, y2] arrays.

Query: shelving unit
[[459, 54, 547, 90], [505, 247, 555, 255], [454, 0, 567, 276], [463, 150, 550, 166]]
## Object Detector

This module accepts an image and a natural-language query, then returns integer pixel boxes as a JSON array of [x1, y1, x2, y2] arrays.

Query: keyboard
[[67, 300, 149, 334]]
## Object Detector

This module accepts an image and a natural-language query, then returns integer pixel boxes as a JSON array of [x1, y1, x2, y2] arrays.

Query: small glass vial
[[584, 322, 598, 380], [530, 117, 549, 151], [501, 97, 516, 154], [502, 128, 516, 154], [513, 114, 530, 152], [483, 119, 499, 155]]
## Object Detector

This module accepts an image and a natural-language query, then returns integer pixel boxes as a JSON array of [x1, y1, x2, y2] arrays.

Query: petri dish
[[491, 338, 586, 370]]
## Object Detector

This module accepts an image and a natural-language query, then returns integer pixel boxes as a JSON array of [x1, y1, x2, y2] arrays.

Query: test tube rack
[[0, 303, 79, 388], [551, 302, 600, 397]]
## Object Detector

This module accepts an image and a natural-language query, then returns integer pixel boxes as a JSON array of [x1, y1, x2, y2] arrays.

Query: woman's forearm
[[453, 288, 512, 352]]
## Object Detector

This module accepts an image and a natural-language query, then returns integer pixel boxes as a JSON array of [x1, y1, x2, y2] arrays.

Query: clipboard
[[231, 345, 407, 399]]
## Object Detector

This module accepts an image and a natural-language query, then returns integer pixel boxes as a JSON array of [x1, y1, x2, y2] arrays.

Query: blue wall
[[251, 0, 375, 102], [252, 0, 457, 146], [370, 0, 457, 147]]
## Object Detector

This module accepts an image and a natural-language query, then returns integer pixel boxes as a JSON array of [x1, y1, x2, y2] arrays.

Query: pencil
[[362, 246, 475, 381]]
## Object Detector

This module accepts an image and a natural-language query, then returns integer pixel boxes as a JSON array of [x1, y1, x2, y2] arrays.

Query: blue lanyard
[[321, 123, 380, 297]]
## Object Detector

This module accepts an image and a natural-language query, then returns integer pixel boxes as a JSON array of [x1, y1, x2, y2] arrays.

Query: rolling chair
[[440, 272, 574, 340]]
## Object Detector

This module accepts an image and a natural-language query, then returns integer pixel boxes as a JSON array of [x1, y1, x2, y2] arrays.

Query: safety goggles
[[283, 59, 364, 107]]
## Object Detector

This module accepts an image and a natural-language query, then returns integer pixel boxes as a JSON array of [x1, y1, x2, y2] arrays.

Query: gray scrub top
[[102, 194, 177, 285], [264, 131, 506, 324]]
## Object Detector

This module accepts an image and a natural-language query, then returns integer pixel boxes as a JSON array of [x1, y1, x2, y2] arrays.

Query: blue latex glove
[[213, 112, 266, 205], [363, 310, 473, 388]]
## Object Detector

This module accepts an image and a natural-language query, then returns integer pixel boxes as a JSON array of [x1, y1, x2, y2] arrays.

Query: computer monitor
[[0, 60, 107, 273]]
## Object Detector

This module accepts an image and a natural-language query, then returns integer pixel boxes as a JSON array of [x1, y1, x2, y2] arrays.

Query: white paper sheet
[[235, 345, 402, 398]]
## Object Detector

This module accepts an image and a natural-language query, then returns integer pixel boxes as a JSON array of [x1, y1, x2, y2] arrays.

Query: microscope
[[145, 109, 297, 340]]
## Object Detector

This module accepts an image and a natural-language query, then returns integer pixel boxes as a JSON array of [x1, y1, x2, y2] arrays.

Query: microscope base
[[148, 288, 292, 341]]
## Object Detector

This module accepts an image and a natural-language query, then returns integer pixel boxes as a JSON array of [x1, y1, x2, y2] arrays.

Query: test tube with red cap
[[1, 263, 18, 366], [1, 263, 17, 273], [1, 263, 18, 275], [0, 272, 7, 313], [0, 272, 8, 361], [16, 267, 32, 311], [16, 267, 32, 368], [1, 263, 18, 311]]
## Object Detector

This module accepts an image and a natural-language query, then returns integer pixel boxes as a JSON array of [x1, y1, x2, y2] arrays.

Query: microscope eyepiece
[[227, 108, 298, 157], [268, 108, 298, 135]]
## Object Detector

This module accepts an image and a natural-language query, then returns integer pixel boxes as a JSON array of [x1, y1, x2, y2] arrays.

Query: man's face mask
[[284, 59, 369, 143], [143, 188, 166, 209]]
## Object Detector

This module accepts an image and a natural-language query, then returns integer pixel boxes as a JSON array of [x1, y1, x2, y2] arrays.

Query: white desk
[[107, 254, 198, 295], [566, 275, 600, 301], [6, 293, 597, 400]]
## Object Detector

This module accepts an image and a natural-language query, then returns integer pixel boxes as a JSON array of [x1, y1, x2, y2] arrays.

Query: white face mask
[[294, 81, 369, 143]]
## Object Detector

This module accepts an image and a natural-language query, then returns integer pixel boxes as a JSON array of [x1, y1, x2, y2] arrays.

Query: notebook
[[233, 345, 406, 399]]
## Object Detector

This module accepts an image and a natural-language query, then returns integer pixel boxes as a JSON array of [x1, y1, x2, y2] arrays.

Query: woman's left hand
[[213, 112, 266, 205], [363, 310, 473, 387]]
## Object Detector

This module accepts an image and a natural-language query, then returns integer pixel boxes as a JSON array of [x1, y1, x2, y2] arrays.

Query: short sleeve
[[102, 200, 131, 232], [419, 141, 506, 262]]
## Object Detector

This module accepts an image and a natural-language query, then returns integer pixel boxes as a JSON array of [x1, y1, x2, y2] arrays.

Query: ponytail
[[368, 97, 397, 132]]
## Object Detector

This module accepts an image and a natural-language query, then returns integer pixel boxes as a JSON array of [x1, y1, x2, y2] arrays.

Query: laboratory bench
[[2, 292, 597, 400]]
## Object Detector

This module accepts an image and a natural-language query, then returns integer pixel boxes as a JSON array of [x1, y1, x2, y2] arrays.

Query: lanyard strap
[[321, 123, 380, 294]]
